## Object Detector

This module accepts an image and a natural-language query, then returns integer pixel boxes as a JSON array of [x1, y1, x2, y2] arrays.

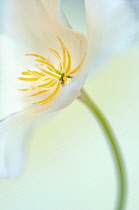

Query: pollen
[[18, 37, 85, 105]]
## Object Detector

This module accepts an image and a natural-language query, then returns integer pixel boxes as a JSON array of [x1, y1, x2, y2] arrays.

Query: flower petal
[[0, 1, 88, 178], [0, 113, 32, 178], [2, 0, 86, 60], [129, 0, 139, 17], [0, 35, 30, 119], [1, 0, 87, 119], [84, 0, 139, 71]]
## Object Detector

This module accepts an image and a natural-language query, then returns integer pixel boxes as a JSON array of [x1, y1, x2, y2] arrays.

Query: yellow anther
[[63, 77, 68, 83]]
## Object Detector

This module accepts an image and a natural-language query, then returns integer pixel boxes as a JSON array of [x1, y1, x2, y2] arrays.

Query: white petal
[[84, 0, 139, 71], [2, 0, 87, 105], [0, 113, 32, 178], [2, 0, 87, 75], [2, 0, 86, 57], [0, 35, 30, 119], [0, 1, 88, 178], [1, 0, 87, 118], [129, 0, 139, 17]]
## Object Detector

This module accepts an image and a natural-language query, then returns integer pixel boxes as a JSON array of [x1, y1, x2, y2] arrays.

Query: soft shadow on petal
[[84, 0, 139, 73], [3, 0, 66, 52], [128, 0, 139, 17], [2, 0, 87, 65]]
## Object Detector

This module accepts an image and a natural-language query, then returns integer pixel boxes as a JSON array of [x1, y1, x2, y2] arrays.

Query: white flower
[[0, 0, 138, 178]]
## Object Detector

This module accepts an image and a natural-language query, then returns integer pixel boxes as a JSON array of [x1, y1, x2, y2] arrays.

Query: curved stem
[[78, 88, 126, 210]]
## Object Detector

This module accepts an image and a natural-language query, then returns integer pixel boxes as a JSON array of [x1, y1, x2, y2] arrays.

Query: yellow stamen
[[29, 90, 49, 97], [22, 79, 57, 93], [26, 69, 45, 77], [27, 76, 54, 91], [21, 70, 45, 78], [65, 50, 71, 76], [57, 37, 67, 70], [18, 77, 38, 81], [37, 80, 57, 89], [19, 37, 85, 105], [26, 54, 47, 60], [48, 48, 62, 62], [69, 56, 86, 75], [19, 88, 29, 91], [40, 68, 61, 80], [21, 72, 31, 75], [36, 59, 56, 73], [49, 48, 63, 72], [33, 82, 61, 104]]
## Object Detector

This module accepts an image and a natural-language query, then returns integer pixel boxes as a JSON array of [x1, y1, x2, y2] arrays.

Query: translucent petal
[[84, 0, 139, 72], [129, 0, 139, 18], [0, 113, 32, 178], [0, 1, 87, 178], [2, 0, 87, 68]]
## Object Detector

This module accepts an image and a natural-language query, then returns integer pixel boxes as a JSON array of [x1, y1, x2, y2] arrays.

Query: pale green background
[[0, 0, 139, 209]]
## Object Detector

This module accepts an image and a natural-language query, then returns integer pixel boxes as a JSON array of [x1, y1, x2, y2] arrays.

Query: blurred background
[[0, 0, 139, 209]]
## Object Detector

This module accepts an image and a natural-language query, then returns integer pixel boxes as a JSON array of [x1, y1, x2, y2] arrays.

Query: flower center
[[18, 37, 85, 105]]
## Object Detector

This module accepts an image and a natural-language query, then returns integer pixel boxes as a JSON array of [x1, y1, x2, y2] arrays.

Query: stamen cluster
[[18, 37, 84, 104]]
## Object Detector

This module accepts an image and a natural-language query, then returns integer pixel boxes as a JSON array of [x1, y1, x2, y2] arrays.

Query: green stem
[[78, 88, 126, 210]]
